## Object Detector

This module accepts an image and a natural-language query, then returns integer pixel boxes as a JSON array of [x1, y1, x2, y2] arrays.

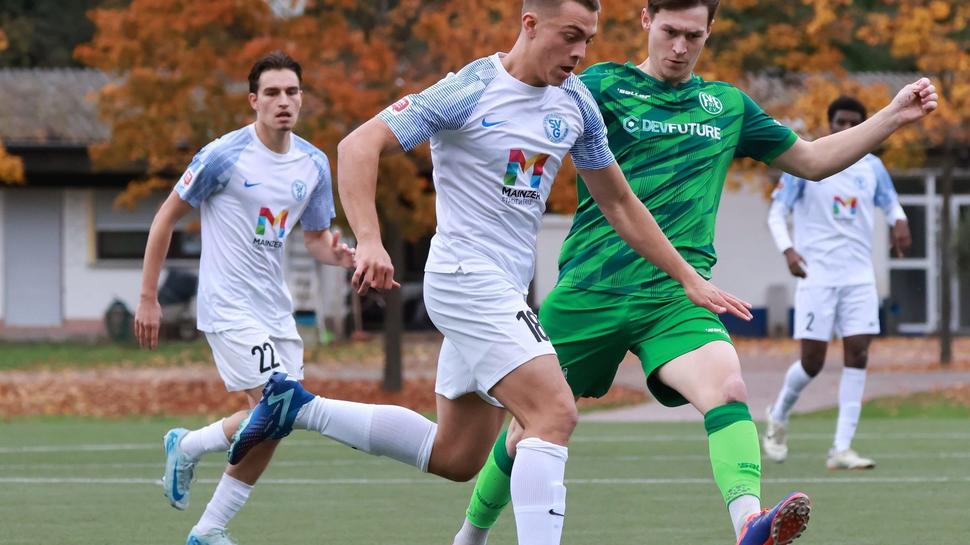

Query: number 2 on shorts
[[252, 342, 281, 373]]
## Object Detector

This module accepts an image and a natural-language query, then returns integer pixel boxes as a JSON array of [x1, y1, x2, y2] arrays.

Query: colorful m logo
[[256, 207, 288, 237], [504, 149, 550, 188], [832, 196, 858, 217]]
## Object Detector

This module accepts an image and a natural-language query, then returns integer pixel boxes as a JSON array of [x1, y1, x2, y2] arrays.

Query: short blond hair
[[523, 0, 601, 15]]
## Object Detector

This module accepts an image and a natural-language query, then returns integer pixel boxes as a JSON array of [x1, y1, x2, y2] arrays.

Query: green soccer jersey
[[557, 62, 797, 297]]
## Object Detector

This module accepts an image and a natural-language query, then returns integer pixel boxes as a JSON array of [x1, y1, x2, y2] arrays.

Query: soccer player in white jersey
[[763, 96, 912, 470], [224, 2, 751, 545], [133, 52, 354, 545]]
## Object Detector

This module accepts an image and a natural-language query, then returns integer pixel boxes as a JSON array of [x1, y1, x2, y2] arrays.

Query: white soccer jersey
[[768, 153, 906, 287], [379, 53, 615, 293], [174, 124, 336, 336]]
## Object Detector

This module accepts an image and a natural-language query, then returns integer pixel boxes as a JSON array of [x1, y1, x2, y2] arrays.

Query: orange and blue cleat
[[736, 492, 812, 545]]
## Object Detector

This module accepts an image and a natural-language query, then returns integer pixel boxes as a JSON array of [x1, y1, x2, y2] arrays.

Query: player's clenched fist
[[351, 239, 400, 295]]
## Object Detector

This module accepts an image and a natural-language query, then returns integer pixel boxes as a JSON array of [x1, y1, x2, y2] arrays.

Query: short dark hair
[[523, 0, 601, 14], [647, 0, 720, 25], [248, 51, 302, 93], [827, 95, 867, 123]]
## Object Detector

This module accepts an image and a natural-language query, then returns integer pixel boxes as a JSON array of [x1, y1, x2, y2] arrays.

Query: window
[[94, 190, 200, 261]]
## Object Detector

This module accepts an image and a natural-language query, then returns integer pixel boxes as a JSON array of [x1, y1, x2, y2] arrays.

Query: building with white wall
[[2, 68, 967, 339]]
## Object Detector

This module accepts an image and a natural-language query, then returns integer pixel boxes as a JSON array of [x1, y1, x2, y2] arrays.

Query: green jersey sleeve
[[734, 91, 797, 164]]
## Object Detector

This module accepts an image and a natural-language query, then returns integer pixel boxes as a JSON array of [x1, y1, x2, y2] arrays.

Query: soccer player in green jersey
[[451, 1, 938, 545]]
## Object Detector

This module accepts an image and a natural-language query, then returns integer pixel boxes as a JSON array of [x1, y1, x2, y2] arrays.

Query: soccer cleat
[[162, 427, 198, 510], [186, 528, 238, 545], [827, 448, 875, 470], [736, 492, 812, 545], [227, 371, 315, 465], [762, 406, 788, 463]]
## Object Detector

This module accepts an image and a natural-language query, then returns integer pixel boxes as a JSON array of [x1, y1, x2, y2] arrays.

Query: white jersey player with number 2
[[764, 95, 912, 474]]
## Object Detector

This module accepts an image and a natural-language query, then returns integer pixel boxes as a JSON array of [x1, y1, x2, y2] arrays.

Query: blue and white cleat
[[227, 372, 315, 465], [162, 428, 198, 510], [186, 528, 238, 545], [736, 492, 812, 545]]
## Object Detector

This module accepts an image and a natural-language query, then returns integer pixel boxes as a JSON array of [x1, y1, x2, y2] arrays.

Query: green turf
[[0, 416, 966, 545], [0, 341, 213, 371], [802, 391, 970, 419]]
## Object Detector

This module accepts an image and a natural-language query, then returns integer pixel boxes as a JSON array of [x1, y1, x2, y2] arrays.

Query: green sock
[[705, 402, 762, 505], [465, 429, 514, 529]]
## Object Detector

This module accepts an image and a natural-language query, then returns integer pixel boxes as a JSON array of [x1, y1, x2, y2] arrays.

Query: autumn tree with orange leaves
[[0, 29, 25, 184], [77, 0, 964, 374]]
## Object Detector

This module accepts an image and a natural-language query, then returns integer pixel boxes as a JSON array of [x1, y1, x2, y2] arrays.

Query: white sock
[[294, 397, 437, 471], [511, 437, 569, 545], [771, 360, 814, 422], [179, 419, 230, 460], [728, 494, 762, 538], [454, 518, 490, 545], [194, 473, 252, 534], [834, 367, 867, 452]]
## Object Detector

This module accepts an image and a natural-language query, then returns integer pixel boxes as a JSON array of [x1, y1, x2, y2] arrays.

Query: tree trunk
[[938, 128, 955, 365], [383, 222, 404, 391]]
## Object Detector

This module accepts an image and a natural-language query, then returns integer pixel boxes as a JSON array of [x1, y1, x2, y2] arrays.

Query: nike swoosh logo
[[267, 389, 294, 430], [167, 435, 184, 501], [243, 180, 262, 188], [482, 118, 507, 128], [549, 509, 565, 517]]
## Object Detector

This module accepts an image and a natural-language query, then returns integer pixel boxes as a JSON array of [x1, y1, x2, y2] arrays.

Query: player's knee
[[536, 397, 578, 444], [721, 377, 748, 404], [846, 348, 869, 369]]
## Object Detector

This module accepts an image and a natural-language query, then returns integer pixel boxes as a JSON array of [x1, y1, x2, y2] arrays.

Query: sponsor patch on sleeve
[[389, 97, 411, 115]]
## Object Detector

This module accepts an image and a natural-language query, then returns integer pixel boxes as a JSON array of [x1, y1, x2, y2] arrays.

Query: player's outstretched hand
[[684, 277, 753, 321], [352, 239, 400, 295], [783, 248, 807, 278], [890, 77, 938, 127], [329, 229, 356, 269], [134, 297, 161, 350]]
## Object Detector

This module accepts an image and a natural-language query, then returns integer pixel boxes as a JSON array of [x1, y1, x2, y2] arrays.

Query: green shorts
[[539, 285, 733, 407]]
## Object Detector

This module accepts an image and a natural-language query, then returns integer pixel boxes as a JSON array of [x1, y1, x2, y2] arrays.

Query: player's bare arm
[[579, 162, 753, 320], [336, 116, 404, 295], [304, 229, 355, 268], [134, 191, 193, 350], [771, 78, 938, 181]]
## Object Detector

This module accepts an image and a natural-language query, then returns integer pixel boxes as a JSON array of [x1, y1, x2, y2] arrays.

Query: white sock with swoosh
[[511, 437, 568, 545]]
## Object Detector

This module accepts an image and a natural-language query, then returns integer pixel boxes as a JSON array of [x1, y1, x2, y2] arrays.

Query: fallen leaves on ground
[[0, 368, 646, 418]]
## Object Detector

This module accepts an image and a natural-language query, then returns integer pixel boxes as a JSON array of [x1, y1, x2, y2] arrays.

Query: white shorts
[[793, 284, 880, 341], [424, 271, 555, 407], [205, 326, 305, 392]]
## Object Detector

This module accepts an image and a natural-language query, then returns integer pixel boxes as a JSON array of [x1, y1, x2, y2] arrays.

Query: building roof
[[0, 68, 110, 147], [0, 67, 925, 148]]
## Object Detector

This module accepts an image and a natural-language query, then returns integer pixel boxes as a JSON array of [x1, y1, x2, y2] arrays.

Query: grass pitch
[[0, 413, 966, 545]]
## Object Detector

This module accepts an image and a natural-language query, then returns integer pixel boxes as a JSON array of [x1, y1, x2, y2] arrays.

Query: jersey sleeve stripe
[[379, 57, 497, 151], [176, 128, 251, 207], [560, 75, 615, 170]]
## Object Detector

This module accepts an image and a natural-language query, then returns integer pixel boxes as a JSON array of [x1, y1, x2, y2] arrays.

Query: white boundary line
[[2, 475, 968, 486], [4, 431, 970, 454], [2, 450, 967, 470]]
